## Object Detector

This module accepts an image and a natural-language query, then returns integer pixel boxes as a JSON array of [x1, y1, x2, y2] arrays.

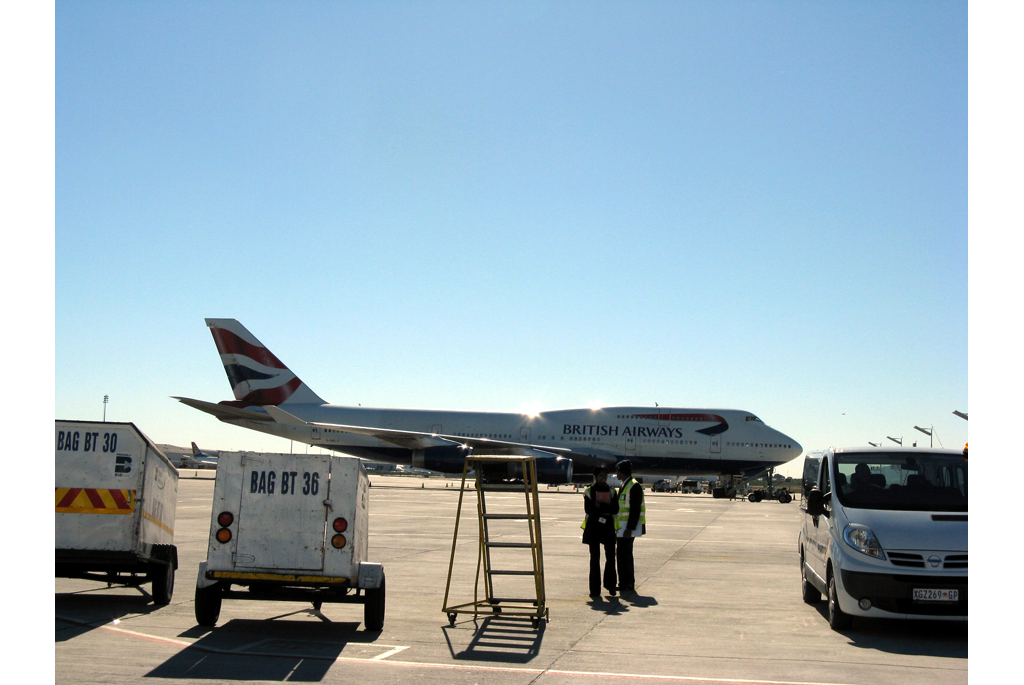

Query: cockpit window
[[745, 415, 762, 422], [833, 452, 967, 512]]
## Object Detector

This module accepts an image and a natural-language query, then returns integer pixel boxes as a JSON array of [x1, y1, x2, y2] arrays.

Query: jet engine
[[535, 454, 573, 484], [412, 445, 572, 484], [474, 451, 573, 485], [411, 445, 470, 474]]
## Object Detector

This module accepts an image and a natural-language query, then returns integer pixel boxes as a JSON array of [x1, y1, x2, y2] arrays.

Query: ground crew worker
[[581, 465, 619, 598], [614, 459, 646, 596]]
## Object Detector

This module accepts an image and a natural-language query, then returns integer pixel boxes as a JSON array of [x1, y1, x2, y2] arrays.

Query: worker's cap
[[593, 465, 608, 477], [615, 460, 632, 476]]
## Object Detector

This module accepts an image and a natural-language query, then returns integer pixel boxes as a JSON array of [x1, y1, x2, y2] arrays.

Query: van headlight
[[843, 524, 886, 560]]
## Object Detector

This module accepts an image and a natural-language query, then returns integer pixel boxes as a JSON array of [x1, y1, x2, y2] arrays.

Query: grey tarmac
[[55, 474, 967, 685]]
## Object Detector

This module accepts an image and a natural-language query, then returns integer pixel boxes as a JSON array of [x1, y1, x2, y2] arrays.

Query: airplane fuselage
[[225, 404, 800, 477]]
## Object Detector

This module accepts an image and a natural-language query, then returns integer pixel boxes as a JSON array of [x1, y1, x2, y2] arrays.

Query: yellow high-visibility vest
[[615, 478, 646, 536]]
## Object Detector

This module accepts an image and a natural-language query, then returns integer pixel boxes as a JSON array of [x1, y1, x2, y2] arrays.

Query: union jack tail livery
[[206, 318, 326, 408]]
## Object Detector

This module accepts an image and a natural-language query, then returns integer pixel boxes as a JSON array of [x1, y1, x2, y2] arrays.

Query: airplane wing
[[261, 406, 611, 467]]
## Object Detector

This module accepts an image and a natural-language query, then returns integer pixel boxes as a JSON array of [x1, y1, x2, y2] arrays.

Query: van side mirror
[[805, 488, 826, 517]]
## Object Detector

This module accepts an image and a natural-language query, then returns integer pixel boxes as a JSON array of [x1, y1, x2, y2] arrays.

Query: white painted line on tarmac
[[58, 614, 858, 685], [370, 645, 410, 660]]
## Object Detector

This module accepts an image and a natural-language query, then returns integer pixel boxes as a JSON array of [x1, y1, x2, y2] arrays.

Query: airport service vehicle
[[799, 447, 967, 629], [55, 420, 179, 604], [652, 479, 674, 493], [194, 451, 385, 630], [176, 318, 802, 492], [747, 485, 792, 504]]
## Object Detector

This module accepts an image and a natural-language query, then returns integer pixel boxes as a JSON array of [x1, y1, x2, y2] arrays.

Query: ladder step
[[483, 513, 534, 519], [487, 597, 540, 604], [486, 542, 535, 548], [488, 570, 537, 576]]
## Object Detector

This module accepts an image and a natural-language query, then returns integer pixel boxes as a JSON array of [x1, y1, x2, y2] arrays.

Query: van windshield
[[833, 452, 967, 512]]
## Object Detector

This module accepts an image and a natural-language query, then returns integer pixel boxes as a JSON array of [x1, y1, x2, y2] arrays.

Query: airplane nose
[[778, 430, 802, 458]]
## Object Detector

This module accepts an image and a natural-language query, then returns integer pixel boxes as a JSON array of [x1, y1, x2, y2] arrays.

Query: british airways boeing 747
[[175, 319, 802, 490]]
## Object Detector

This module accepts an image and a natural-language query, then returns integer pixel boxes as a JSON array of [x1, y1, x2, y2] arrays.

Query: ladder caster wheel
[[448, 613, 456, 626]]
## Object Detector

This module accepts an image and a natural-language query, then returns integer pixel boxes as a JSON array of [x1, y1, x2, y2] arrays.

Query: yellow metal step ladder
[[442, 455, 548, 628]]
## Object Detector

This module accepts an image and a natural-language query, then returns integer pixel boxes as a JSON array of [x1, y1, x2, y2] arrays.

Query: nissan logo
[[928, 555, 941, 568]]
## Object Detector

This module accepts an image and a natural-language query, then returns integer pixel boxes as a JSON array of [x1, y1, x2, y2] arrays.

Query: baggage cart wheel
[[363, 572, 386, 631], [150, 546, 176, 606], [195, 582, 223, 627]]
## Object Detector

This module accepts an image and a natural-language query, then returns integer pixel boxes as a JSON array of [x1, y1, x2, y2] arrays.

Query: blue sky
[[52, 1, 970, 476]]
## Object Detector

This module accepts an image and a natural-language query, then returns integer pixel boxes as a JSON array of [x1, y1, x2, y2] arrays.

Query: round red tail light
[[332, 517, 348, 533], [217, 511, 234, 527]]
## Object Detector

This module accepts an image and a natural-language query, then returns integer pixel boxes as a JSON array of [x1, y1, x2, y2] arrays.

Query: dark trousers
[[616, 535, 635, 591], [589, 540, 616, 595]]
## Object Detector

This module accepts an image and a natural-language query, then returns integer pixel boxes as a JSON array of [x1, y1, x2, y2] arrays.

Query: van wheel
[[195, 582, 223, 627], [800, 551, 821, 604], [363, 572, 385, 631], [828, 573, 853, 630]]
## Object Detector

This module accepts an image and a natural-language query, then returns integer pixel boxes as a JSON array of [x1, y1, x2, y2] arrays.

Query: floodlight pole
[[103, 395, 109, 422], [914, 425, 934, 448]]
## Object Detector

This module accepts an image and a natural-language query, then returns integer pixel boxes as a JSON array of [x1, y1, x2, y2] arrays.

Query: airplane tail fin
[[191, 442, 200, 455], [205, 318, 326, 407]]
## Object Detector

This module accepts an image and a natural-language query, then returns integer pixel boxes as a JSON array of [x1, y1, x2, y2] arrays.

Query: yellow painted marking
[[141, 510, 175, 535], [210, 571, 354, 584]]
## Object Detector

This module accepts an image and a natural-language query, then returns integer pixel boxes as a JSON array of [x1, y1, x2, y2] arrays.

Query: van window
[[801, 455, 822, 498], [833, 452, 967, 512]]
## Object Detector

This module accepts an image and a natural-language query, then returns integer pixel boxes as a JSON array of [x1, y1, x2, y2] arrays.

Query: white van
[[799, 447, 967, 629]]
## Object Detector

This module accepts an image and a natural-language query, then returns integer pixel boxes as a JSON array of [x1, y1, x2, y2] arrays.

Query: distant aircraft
[[178, 442, 218, 469], [175, 319, 802, 492]]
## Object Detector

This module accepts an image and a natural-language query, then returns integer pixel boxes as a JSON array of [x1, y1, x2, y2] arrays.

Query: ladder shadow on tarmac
[[442, 615, 545, 664]]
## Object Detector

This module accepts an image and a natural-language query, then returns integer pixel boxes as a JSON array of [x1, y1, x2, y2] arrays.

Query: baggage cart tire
[[151, 545, 176, 606], [363, 572, 386, 631], [195, 582, 223, 627]]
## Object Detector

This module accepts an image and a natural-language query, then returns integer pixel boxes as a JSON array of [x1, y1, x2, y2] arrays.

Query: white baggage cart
[[55, 420, 179, 604], [195, 452, 385, 630]]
